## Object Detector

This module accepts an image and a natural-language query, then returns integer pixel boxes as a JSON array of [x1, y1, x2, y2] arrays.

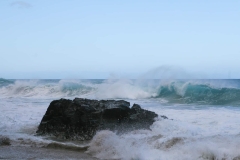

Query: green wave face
[[157, 83, 240, 105], [0, 78, 14, 87]]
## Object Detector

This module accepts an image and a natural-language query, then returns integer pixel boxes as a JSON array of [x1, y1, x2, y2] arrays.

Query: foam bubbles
[[94, 79, 153, 99], [86, 106, 240, 160]]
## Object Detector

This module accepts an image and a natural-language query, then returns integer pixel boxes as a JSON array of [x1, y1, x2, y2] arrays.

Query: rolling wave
[[1, 78, 240, 105], [0, 79, 96, 98], [156, 82, 240, 105], [0, 78, 14, 87]]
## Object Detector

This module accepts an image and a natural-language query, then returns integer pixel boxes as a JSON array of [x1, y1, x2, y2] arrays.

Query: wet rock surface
[[0, 136, 11, 146], [37, 98, 164, 140]]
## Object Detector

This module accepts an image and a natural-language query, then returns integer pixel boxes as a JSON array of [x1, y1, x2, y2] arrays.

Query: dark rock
[[0, 136, 11, 146], [160, 115, 168, 119], [37, 98, 163, 140], [233, 156, 240, 160]]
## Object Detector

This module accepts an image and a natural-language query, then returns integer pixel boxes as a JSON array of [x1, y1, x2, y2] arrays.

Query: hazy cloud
[[10, 1, 32, 9]]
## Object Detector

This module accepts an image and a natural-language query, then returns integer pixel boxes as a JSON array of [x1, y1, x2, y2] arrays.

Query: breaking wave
[[155, 81, 240, 105], [0, 78, 14, 87], [0, 79, 96, 98], [1, 78, 240, 105], [86, 118, 240, 160]]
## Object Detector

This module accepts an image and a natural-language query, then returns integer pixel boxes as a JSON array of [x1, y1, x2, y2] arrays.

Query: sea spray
[[1, 79, 240, 105]]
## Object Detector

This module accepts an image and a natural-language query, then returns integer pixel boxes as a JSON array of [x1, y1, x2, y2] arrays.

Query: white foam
[[0, 79, 96, 99], [93, 79, 154, 99], [87, 106, 240, 160], [0, 97, 50, 144], [1, 79, 239, 101]]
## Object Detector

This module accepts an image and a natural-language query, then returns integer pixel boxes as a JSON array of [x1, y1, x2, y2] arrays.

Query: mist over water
[[139, 66, 197, 79]]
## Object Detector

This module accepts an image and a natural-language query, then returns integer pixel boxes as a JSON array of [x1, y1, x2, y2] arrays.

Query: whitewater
[[1, 78, 240, 160]]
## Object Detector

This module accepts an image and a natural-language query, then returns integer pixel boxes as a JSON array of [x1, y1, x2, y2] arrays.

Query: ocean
[[1, 78, 240, 160]]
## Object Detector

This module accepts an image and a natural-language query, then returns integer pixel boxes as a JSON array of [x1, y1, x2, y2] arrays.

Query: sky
[[0, 0, 239, 79]]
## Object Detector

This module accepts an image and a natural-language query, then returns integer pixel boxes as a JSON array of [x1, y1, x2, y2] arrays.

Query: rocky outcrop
[[37, 98, 165, 140], [0, 136, 11, 146]]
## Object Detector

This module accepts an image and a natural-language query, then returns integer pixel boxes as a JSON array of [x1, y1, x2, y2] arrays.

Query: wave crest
[[156, 81, 240, 105], [1, 79, 240, 105], [0, 79, 95, 98]]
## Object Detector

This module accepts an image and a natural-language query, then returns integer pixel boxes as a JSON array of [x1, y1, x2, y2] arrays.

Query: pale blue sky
[[0, 0, 239, 78]]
